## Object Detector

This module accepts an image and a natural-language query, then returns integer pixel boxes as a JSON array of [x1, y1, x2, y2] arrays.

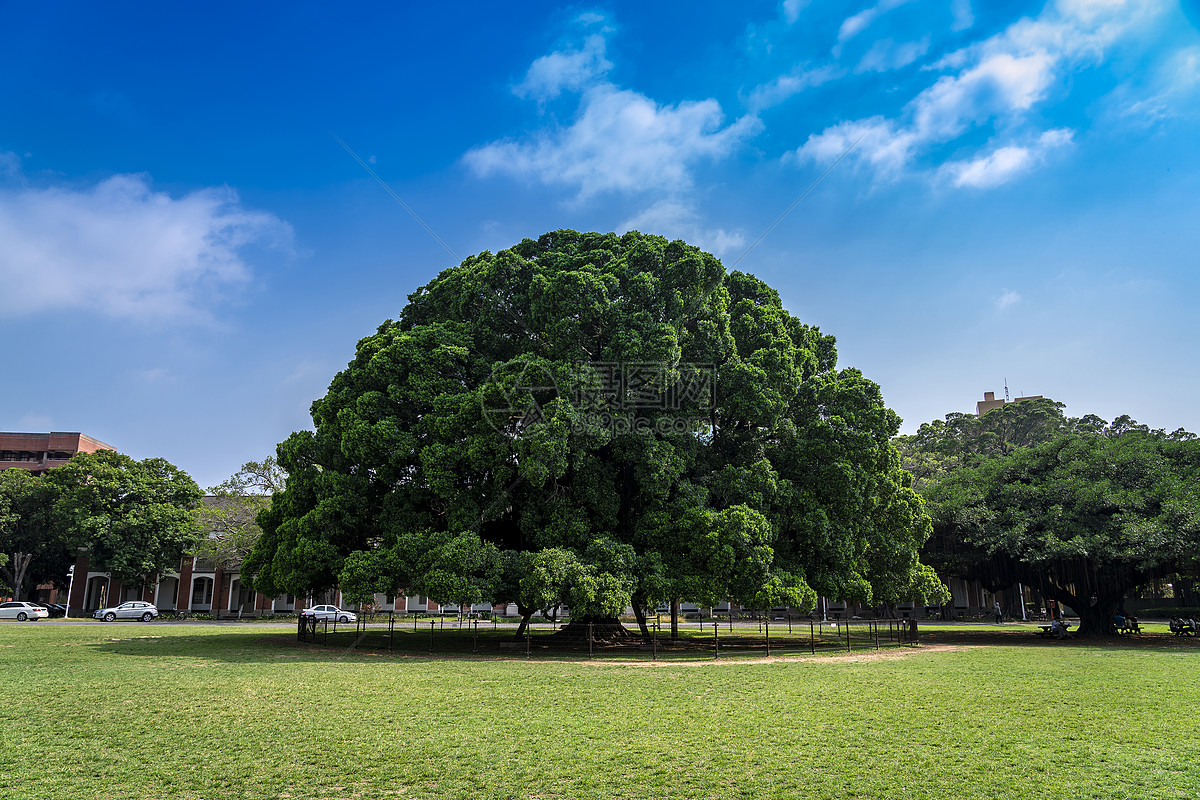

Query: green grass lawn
[[2, 622, 1198, 799]]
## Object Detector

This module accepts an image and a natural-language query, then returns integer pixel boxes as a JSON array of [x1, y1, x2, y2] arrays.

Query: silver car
[[0, 601, 49, 621], [300, 604, 356, 623], [93, 601, 160, 622]]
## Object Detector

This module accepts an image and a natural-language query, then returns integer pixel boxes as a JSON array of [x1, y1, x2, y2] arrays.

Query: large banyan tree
[[900, 401, 1200, 636], [244, 230, 942, 636]]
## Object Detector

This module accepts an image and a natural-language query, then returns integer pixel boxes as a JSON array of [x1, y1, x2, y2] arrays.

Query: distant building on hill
[[976, 390, 1043, 417], [0, 432, 115, 476]]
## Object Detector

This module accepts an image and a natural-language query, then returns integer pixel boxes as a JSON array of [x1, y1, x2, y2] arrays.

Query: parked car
[[300, 604, 356, 623], [38, 603, 67, 618], [0, 601, 49, 621], [92, 601, 160, 622]]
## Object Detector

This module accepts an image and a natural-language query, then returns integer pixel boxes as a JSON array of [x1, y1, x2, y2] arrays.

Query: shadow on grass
[[85, 625, 914, 664], [83, 623, 1200, 666]]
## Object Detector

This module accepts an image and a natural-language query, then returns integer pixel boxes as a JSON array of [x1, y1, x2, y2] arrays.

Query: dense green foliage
[[191, 459, 285, 572], [246, 230, 940, 628], [899, 401, 1200, 635], [0, 467, 62, 599], [47, 450, 203, 583]]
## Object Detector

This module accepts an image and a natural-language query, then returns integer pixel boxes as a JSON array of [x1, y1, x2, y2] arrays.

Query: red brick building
[[0, 432, 115, 475]]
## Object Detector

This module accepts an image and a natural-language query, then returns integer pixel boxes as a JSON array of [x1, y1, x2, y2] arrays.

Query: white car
[[0, 601, 49, 621], [300, 604, 356, 623], [92, 601, 160, 622]]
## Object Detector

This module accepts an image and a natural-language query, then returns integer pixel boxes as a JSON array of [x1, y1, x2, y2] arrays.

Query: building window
[[192, 577, 214, 605]]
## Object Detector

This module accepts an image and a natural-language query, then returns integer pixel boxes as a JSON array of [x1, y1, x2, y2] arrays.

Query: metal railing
[[295, 612, 921, 658]]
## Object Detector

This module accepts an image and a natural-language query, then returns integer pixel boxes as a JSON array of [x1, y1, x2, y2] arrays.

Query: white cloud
[[943, 128, 1073, 188], [467, 81, 759, 199], [514, 32, 613, 102], [782, 0, 809, 25], [855, 37, 931, 73], [0, 169, 291, 322], [748, 64, 841, 111], [468, 21, 763, 199], [618, 199, 745, 258], [1113, 45, 1200, 124], [996, 289, 1021, 309], [789, 116, 917, 179], [951, 0, 975, 32], [794, 0, 1161, 186], [0, 151, 20, 180], [836, 0, 914, 47]]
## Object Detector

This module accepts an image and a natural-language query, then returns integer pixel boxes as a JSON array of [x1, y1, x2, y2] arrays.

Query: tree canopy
[[0, 468, 62, 600], [192, 458, 285, 572], [245, 230, 941, 633], [48, 450, 203, 584], [900, 401, 1200, 635]]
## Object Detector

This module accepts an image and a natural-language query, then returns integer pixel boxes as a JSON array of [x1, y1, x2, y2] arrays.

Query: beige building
[[976, 390, 1043, 417]]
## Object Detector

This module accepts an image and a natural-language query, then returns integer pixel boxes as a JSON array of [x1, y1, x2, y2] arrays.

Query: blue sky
[[2, 1, 1199, 489]]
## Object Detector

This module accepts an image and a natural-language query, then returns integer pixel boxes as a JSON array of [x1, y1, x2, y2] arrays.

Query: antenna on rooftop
[[1004, 379, 1011, 403]]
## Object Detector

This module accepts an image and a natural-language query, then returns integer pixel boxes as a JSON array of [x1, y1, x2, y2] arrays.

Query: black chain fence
[[296, 612, 920, 659]]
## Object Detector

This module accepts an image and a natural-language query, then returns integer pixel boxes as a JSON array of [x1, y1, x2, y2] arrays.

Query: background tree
[[192, 458, 286, 571], [907, 401, 1200, 636], [0, 469, 64, 600], [48, 451, 203, 586], [245, 230, 941, 636]]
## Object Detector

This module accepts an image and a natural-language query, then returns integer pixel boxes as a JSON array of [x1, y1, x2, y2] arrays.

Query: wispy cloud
[[951, 0, 975, 32], [748, 64, 841, 111], [793, 0, 1164, 188], [781, 0, 810, 25], [1111, 44, 1200, 125], [855, 36, 930, 73], [943, 128, 1074, 188], [836, 0, 915, 51], [618, 199, 745, 258], [996, 289, 1021, 310], [0, 163, 291, 322]]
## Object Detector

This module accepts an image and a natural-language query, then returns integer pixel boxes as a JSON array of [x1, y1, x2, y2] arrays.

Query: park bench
[[1115, 619, 1141, 635], [1169, 620, 1197, 637], [1035, 623, 1073, 639]]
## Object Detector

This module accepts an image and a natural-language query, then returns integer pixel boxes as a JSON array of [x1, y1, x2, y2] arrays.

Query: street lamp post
[[64, 565, 76, 619]]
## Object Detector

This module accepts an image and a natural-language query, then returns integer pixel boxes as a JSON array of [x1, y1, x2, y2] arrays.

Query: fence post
[[845, 619, 851, 652], [875, 620, 879, 650], [429, 620, 435, 655], [810, 619, 815, 655], [765, 619, 770, 657], [653, 618, 658, 662], [714, 622, 719, 660], [473, 620, 478, 654], [526, 625, 531, 658], [588, 622, 594, 658], [389, 612, 394, 651]]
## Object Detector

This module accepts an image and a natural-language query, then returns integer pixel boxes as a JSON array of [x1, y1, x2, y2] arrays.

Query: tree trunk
[[514, 603, 534, 636], [631, 599, 651, 638], [1074, 595, 1120, 638], [1, 552, 34, 601], [552, 616, 635, 642], [670, 598, 680, 640]]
